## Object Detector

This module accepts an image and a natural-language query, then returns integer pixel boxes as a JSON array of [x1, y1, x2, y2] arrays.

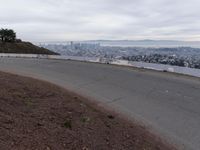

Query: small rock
[[46, 146, 51, 150], [82, 146, 89, 150]]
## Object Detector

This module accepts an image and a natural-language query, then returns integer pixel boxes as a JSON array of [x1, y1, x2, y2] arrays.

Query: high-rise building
[[70, 41, 74, 50]]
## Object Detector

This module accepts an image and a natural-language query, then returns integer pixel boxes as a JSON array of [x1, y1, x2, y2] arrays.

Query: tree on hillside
[[0, 28, 16, 42]]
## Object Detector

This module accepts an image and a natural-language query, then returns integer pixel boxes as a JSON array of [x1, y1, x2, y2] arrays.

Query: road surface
[[0, 57, 200, 150]]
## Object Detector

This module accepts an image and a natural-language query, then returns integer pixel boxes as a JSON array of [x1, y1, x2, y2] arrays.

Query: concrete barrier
[[0, 53, 199, 78]]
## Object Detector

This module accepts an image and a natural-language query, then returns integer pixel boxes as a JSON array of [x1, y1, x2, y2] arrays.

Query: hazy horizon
[[1, 0, 200, 42]]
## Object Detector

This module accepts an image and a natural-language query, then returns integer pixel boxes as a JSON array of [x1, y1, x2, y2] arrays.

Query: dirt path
[[0, 72, 175, 150]]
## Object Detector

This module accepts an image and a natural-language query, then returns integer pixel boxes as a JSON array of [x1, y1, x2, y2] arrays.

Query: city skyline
[[0, 0, 200, 42]]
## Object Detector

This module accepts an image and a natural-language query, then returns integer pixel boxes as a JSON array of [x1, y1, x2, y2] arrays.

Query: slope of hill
[[0, 71, 175, 150], [0, 42, 58, 55]]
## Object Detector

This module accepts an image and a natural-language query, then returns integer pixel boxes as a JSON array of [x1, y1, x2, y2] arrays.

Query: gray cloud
[[0, 0, 200, 42]]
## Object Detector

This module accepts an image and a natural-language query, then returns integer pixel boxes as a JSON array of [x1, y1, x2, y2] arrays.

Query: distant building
[[70, 41, 74, 50]]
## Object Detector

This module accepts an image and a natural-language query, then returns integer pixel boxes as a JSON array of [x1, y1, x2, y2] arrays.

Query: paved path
[[0, 57, 200, 150]]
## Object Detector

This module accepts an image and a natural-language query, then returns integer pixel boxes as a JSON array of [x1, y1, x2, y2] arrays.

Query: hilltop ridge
[[0, 28, 58, 55], [0, 41, 58, 55]]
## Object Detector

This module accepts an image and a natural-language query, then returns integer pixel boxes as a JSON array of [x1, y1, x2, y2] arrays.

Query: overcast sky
[[0, 0, 200, 42]]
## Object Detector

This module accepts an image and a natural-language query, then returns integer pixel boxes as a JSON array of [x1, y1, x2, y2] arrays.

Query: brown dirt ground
[[0, 71, 176, 150]]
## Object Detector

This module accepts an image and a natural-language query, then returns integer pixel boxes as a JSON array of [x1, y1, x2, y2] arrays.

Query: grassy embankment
[[0, 42, 58, 55]]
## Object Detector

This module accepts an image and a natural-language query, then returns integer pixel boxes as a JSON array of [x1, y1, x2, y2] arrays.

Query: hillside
[[0, 42, 58, 55]]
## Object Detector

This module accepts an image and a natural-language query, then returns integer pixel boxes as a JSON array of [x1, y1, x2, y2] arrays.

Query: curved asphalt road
[[0, 57, 200, 150]]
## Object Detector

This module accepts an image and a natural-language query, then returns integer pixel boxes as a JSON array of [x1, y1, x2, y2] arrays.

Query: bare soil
[[0, 72, 176, 150]]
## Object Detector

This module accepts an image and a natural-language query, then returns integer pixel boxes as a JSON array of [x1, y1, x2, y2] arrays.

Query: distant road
[[0, 57, 200, 150]]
